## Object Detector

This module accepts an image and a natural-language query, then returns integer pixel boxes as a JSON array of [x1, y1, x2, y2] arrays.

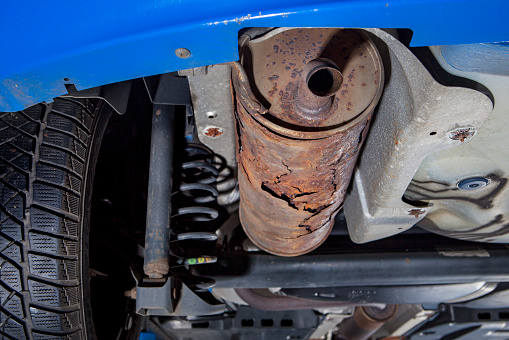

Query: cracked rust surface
[[233, 28, 383, 256]]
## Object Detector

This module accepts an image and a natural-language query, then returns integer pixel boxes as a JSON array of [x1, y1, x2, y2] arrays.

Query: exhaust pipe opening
[[305, 58, 343, 97]]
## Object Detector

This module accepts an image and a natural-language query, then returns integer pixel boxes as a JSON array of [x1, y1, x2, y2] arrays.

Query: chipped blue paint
[[1, 0, 509, 112]]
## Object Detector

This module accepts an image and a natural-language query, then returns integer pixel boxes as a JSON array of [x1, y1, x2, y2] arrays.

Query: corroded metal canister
[[338, 305, 398, 340], [233, 28, 383, 256]]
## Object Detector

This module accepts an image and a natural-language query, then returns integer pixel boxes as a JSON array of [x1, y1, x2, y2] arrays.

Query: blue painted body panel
[[440, 43, 509, 76], [138, 332, 156, 340], [1, 0, 509, 112]]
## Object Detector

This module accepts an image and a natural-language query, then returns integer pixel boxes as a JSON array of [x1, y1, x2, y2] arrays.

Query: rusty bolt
[[447, 127, 476, 142], [175, 48, 191, 59], [408, 209, 426, 218], [203, 126, 223, 137]]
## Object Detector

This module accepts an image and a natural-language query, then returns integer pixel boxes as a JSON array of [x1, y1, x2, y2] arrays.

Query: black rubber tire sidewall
[[81, 101, 113, 340]]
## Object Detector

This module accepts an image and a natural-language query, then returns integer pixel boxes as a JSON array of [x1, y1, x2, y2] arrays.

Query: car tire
[[0, 97, 111, 339]]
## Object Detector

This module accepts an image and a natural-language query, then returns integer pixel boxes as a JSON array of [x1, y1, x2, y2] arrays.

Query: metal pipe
[[143, 104, 175, 278], [338, 305, 398, 340], [196, 248, 509, 288], [235, 289, 355, 311], [280, 282, 496, 305], [296, 58, 343, 112]]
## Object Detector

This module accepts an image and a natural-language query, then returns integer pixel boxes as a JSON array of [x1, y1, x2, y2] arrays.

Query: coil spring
[[171, 143, 222, 289]]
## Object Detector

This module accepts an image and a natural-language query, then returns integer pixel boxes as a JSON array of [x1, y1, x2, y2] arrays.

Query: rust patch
[[144, 259, 170, 279], [241, 28, 381, 130], [203, 127, 223, 137], [231, 28, 383, 257], [408, 209, 426, 218]]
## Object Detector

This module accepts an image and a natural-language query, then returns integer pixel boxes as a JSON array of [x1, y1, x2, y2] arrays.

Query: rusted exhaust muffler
[[232, 28, 383, 256], [338, 305, 398, 340]]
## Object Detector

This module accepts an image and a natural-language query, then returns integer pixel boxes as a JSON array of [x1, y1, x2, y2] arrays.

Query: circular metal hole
[[63, 78, 70, 82], [308, 69, 335, 96], [307, 66, 343, 97], [206, 111, 217, 119], [430, 131, 437, 135]]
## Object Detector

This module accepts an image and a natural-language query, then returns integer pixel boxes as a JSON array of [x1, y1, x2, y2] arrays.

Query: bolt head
[[175, 48, 191, 59], [203, 126, 223, 138], [457, 177, 490, 190]]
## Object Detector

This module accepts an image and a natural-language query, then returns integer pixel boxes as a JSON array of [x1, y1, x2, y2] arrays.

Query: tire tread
[[0, 98, 102, 339]]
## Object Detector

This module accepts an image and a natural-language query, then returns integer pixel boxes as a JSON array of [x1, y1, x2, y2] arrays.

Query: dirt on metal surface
[[232, 28, 383, 256], [144, 259, 170, 279]]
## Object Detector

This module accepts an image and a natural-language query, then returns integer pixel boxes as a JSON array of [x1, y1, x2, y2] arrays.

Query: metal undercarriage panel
[[406, 45, 509, 243], [342, 29, 493, 244]]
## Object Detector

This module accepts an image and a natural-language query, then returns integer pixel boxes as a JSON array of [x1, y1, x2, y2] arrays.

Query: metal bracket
[[143, 73, 191, 106], [184, 64, 237, 168], [343, 29, 493, 243], [61, 80, 132, 114], [136, 279, 227, 317], [136, 278, 175, 316]]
